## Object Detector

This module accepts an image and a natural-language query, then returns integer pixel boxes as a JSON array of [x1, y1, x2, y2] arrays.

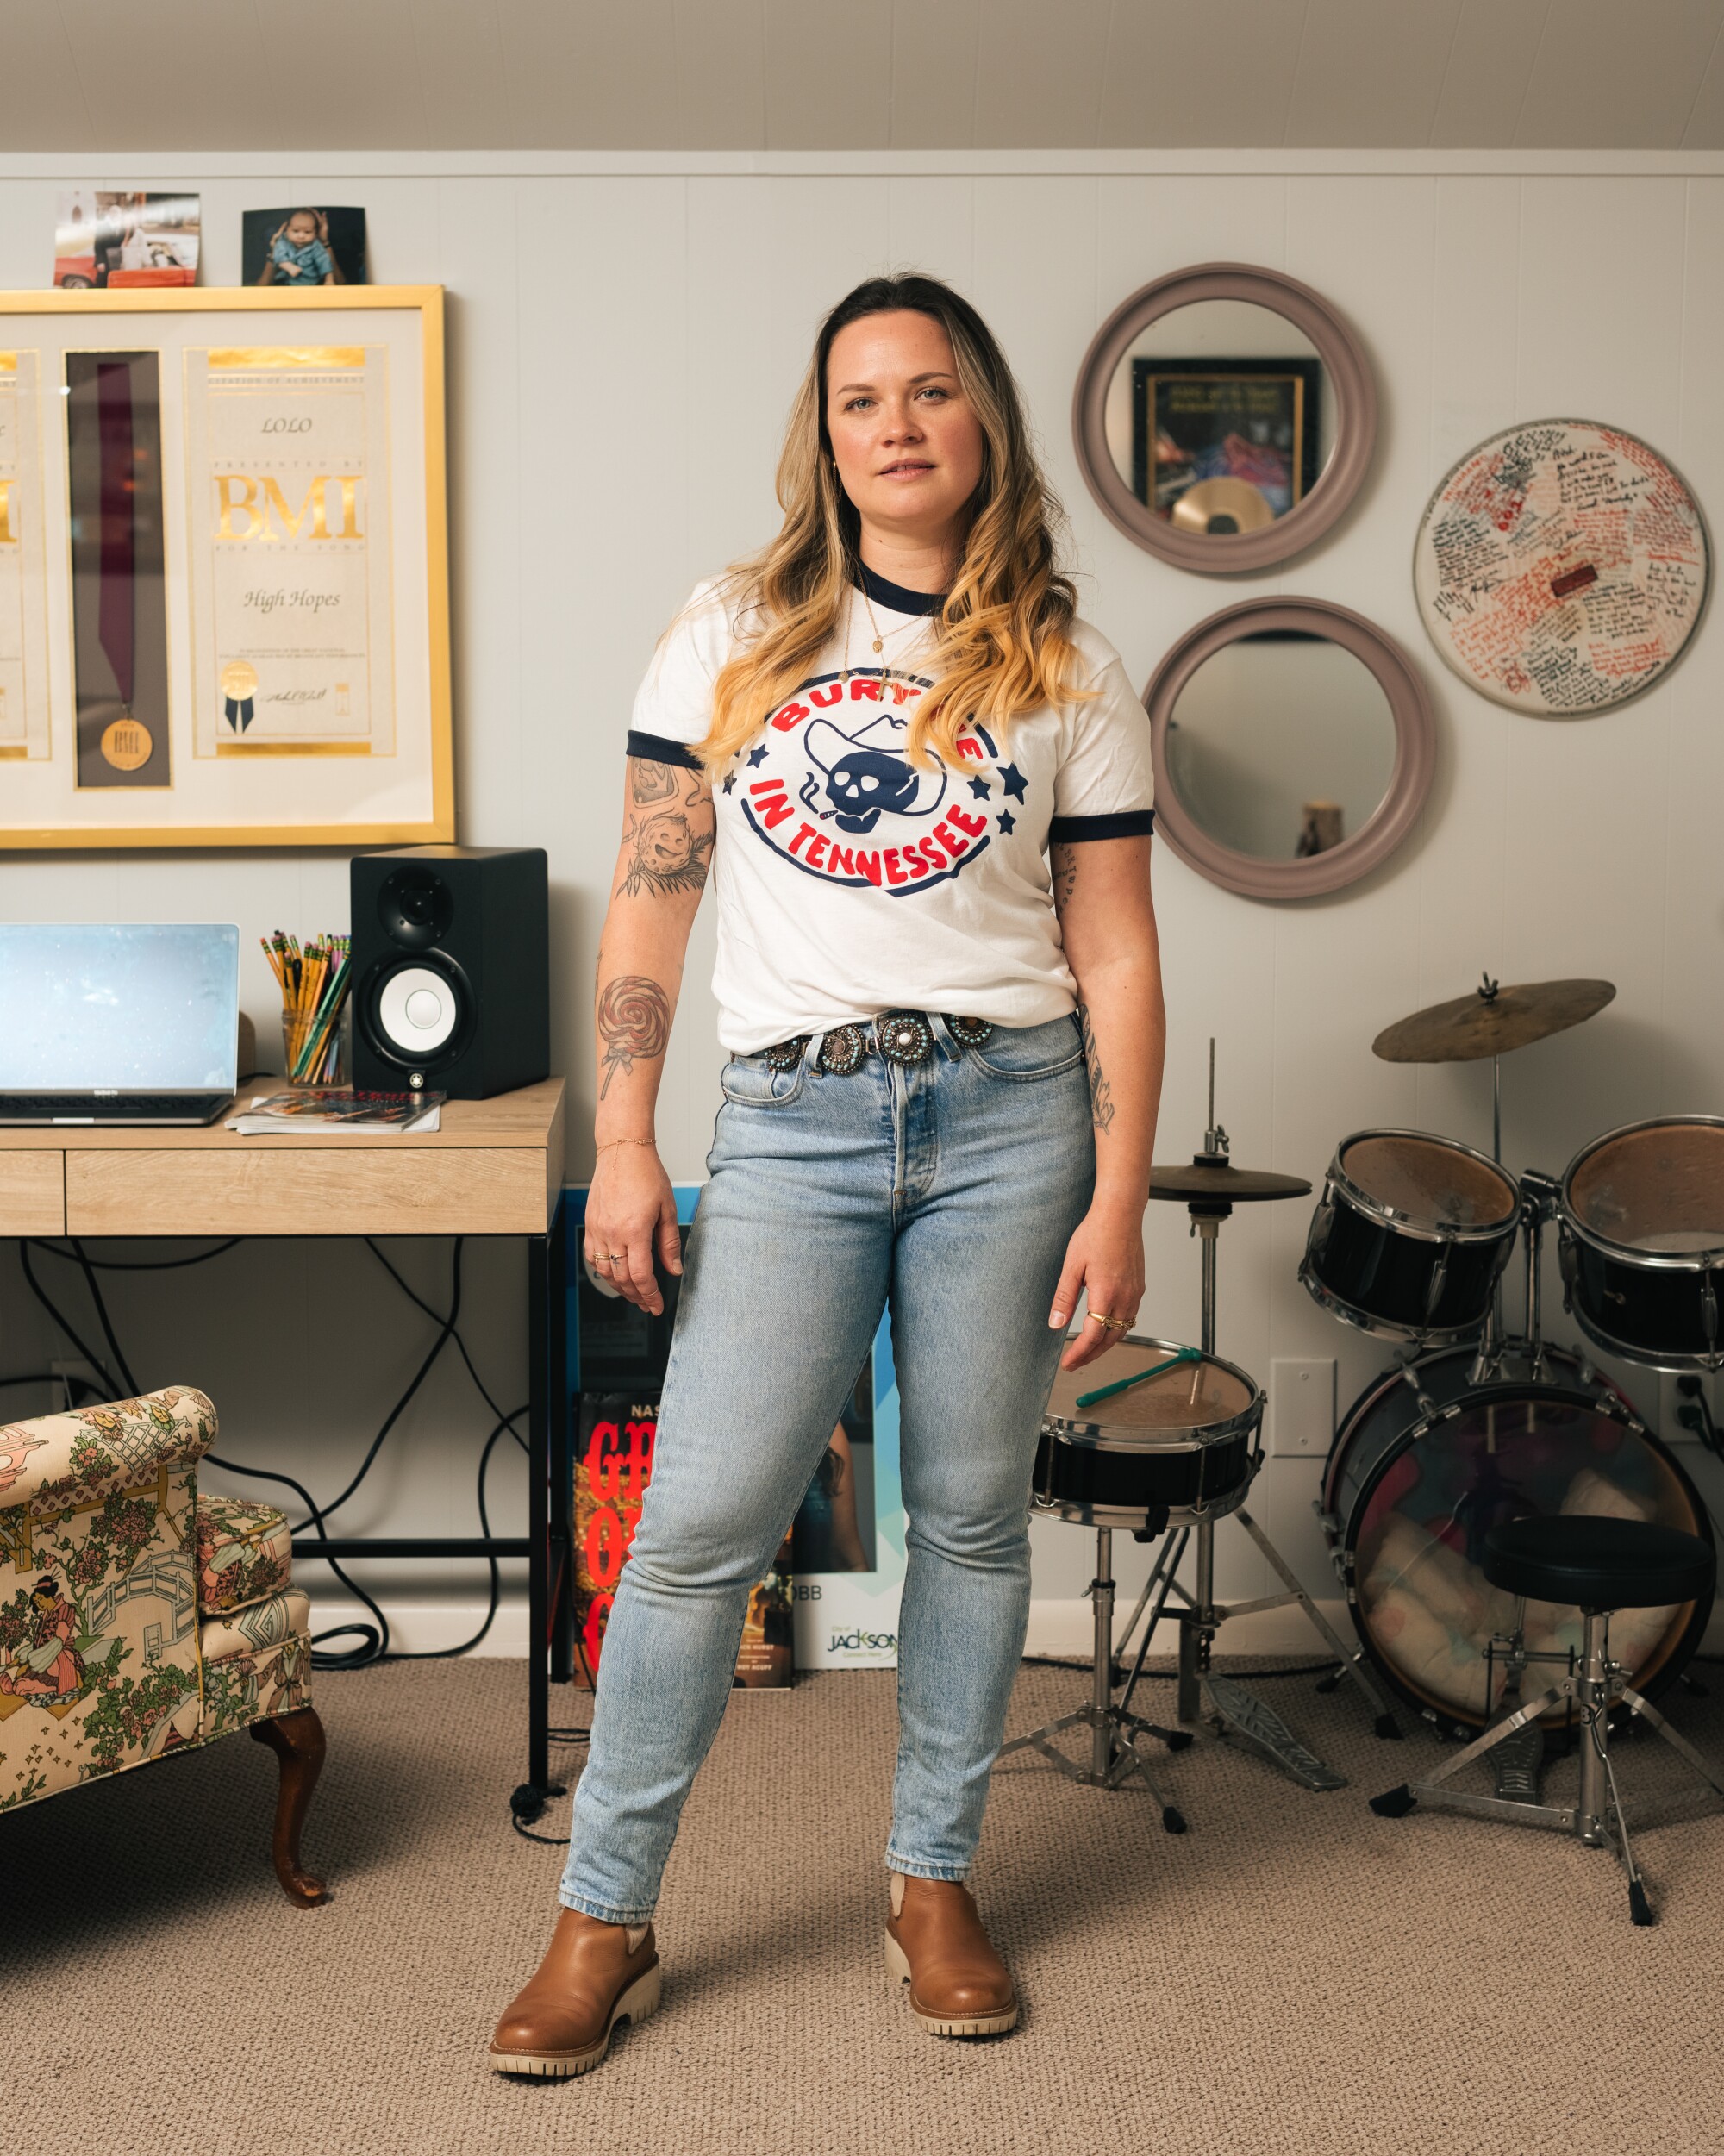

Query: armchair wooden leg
[[249, 1707, 331, 1906]]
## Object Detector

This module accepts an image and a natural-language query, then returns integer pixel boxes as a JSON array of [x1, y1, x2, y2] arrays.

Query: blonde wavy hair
[[693, 273, 1088, 776]]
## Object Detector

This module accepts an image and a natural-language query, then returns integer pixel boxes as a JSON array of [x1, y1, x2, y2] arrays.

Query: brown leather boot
[[488, 1908, 661, 2078], [884, 1873, 1018, 2036]]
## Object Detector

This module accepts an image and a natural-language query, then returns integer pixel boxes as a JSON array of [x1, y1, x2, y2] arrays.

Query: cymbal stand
[[1112, 1121, 1402, 1791]]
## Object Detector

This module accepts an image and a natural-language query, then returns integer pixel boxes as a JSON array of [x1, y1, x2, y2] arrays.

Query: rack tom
[[1034, 1337, 1263, 1533], [1302, 1129, 1519, 1347], [1558, 1116, 1724, 1372]]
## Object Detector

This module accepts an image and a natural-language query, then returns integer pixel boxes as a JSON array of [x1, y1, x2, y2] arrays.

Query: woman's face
[[825, 310, 985, 553]]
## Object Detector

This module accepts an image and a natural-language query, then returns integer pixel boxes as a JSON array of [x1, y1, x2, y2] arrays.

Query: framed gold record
[[1413, 419, 1709, 718], [0, 285, 452, 847]]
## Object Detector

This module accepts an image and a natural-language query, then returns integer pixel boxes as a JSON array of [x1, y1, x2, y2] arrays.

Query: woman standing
[[490, 273, 1165, 2077]]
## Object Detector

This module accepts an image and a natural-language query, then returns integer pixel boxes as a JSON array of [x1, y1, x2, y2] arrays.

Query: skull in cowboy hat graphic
[[799, 712, 948, 835]]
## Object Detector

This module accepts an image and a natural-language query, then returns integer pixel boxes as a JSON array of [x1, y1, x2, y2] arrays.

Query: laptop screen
[[0, 924, 240, 1091]]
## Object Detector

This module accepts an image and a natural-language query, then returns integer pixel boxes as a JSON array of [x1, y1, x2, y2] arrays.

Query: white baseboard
[[306, 1592, 1724, 1666]]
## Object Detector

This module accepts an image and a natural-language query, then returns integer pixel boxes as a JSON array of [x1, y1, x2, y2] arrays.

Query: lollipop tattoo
[[597, 975, 671, 1099]]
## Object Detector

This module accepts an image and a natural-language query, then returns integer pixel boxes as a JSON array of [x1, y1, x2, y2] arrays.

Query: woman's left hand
[[1049, 1201, 1146, 1372]]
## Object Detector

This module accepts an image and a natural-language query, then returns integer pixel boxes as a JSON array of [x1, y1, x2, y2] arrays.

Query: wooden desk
[[0, 1079, 573, 1798]]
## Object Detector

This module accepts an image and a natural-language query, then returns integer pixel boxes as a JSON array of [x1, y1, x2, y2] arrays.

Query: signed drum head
[[1413, 419, 1709, 716], [1045, 1339, 1254, 1434], [1341, 1133, 1517, 1233]]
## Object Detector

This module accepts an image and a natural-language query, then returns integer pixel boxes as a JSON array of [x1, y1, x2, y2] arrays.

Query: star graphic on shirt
[[999, 762, 1028, 802], [968, 774, 992, 799], [746, 745, 768, 767], [721, 773, 735, 793], [996, 809, 1016, 835]]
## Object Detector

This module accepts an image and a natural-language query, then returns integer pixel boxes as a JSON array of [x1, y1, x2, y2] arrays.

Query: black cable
[[70, 1238, 139, 1395], [0, 1371, 106, 1403], [18, 1243, 118, 1396], [21, 1235, 386, 1666], [43, 1239, 244, 1270], [388, 1405, 528, 1662], [364, 1237, 529, 1453]]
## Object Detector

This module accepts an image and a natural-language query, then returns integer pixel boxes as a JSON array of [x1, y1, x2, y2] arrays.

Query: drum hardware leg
[[998, 1527, 1190, 1833], [1232, 1506, 1402, 1740], [1618, 1681, 1724, 1801], [1112, 1525, 1187, 1705]]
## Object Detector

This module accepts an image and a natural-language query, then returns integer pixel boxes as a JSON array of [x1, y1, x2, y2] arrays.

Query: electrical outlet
[[49, 1359, 104, 1412], [1270, 1358, 1336, 1458], [1660, 1370, 1715, 1447]]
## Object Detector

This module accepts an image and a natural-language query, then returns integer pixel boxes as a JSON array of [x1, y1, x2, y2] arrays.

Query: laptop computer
[[0, 922, 240, 1126]]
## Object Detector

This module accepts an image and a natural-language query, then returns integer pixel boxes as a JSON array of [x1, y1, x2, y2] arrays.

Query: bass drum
[[1320, 1343, 1713, 1735]]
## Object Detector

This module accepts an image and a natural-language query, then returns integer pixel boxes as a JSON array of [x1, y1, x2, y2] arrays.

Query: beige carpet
[[5, 1654, 1723, 2156]]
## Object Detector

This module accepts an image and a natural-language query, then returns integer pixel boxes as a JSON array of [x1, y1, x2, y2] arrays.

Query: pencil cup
[[284, 1008, 348, 1086]]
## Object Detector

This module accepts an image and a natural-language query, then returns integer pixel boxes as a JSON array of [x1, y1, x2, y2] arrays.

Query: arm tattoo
[[597, 975, 671, 1098], [629, 758, 679, 805], [618, 770, 715, 898], [1051, 843, 1078, 910], [1078, 1003, 1115, 1135]]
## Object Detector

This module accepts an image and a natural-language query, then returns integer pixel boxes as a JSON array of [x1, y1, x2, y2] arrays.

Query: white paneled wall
[[3, 153, 1721, 1651]]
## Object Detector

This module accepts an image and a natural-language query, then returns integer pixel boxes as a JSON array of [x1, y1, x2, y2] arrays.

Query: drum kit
[[1007, 978, 1724, 1824]]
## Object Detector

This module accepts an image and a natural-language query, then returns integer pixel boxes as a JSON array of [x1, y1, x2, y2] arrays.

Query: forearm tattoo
[[1051, 842, 1078, 909], [619, 762, 714, 898], [597, 974, 671, 1098], [1078, 1003, 1115, 1135]]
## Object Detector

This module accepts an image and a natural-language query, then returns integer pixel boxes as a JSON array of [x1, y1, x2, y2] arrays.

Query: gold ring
[[1085, 1311, 1129, 1331]]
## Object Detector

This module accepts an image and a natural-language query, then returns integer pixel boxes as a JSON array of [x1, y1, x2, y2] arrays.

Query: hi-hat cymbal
[[1373, 978, 1615, 1065], [1150, 1159, 1313, 1203]]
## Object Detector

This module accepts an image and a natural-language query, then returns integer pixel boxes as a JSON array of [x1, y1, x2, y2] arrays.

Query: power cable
[[18, 1234, 534, 1672]]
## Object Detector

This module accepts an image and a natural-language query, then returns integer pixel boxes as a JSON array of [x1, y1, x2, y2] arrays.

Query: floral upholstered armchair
[[0, 1385, 328, 1904]]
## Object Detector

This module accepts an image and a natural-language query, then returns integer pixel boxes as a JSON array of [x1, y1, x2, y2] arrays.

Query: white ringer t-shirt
[[627, 564, 1155, 1055]]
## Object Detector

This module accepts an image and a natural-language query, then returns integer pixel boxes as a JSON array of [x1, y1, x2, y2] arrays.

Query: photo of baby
[[242, 205, 367, 289]]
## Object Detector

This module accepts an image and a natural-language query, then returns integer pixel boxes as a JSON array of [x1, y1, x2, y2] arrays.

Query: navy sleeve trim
[[1048, 809, 1155, 843], [626, 729, 703, 770]]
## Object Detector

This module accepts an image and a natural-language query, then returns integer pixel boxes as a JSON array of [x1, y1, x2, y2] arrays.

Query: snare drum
[[1034, 1338, 1264, 1532], [1302, 1129, 1520, 1347], [1558, 1117, 1724, 1372]]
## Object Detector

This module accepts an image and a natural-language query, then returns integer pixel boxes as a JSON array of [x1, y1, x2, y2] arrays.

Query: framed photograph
[[0, 285, 451, 847], [1133, 355, 1323, 534]]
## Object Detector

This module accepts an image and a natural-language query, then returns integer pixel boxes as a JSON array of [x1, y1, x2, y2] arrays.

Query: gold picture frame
[[0, 285, 452, 848]]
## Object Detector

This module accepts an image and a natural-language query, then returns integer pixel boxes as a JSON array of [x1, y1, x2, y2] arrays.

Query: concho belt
[[764, 1009, 996, 1075]]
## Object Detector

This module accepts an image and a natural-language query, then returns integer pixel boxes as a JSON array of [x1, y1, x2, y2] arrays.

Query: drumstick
[[1075, 1347, 1202, 1410]]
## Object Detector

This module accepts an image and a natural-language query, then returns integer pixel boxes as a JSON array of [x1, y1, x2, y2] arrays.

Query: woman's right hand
[[584, 1142, 683, 1315]]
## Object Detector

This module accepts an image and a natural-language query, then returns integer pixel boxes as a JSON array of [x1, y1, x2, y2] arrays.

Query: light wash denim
[[560, 1012, 1095, 1924]]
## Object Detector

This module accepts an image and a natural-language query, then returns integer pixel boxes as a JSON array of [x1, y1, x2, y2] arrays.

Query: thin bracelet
[[595, 1135, 657, 1153]]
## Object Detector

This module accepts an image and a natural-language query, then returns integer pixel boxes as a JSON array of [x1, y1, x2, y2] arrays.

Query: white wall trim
[[3, 148, 1724, 183]]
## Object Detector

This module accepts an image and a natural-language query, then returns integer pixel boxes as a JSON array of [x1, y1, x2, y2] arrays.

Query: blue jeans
[[560, 1013, 1095, 1924]]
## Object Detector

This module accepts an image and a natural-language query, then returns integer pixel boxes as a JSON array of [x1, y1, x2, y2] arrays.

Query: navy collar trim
[[854, 560, 947, 617]]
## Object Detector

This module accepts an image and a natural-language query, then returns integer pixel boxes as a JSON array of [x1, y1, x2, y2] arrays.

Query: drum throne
[[1370, 1515, 1722, 1925]]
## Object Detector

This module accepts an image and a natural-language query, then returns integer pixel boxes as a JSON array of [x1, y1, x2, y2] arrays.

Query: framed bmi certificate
[[0, 286, 452, 847]]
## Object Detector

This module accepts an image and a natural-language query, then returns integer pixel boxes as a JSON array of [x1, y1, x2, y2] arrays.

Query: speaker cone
[[357, 953, 474, 1072]]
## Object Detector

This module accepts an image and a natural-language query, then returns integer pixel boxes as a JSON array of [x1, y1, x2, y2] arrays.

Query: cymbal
[[1150, 1159, 1313, 1203], [1373, 978, 1616, 1065]]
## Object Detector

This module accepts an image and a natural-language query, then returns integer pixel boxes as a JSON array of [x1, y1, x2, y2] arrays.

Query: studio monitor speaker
[[350, 845, 549, 1099]]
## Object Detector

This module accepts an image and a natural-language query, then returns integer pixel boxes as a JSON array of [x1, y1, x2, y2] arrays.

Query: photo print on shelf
[[243, 207, 367, 289]]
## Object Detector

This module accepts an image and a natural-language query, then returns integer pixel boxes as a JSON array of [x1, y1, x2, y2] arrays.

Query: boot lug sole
[[884, 1929, 1018, 2037]]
